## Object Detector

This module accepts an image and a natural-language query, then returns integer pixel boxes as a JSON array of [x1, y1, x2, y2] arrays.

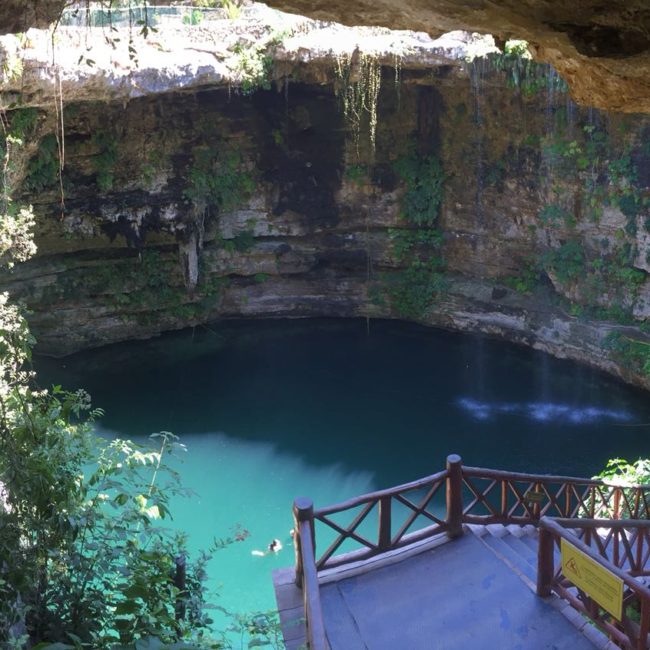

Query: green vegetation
[[334, 53, 382, 151], [393, 153, 444, 226], [489, 40, 569, 96], [184, 146, 255, 213], [9, 107, 38, 137], [0, 177, 239, 646], [377, 149, 447, 319], [81, 250, 227, 322], [541, 240, 585, 285], [140, 147, 169, 187], [512, 117, 650, 326], [1, 108, 39, 267], [233, 43, 273, 95], [182, 8, 204, 25], [540, 124, 648, 227], [92, 130, 119, 192], [24, 133, 59, 192], [221, 229, 256, 253], [501, 262, 539, 295], [386, 257, 446, 319], [596, 457, 650, 486], [344, 164, 368, 187], [539, 203, 574, 228], [602, 331, 650, 378]]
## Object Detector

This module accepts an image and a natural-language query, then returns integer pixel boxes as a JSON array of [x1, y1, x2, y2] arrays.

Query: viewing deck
[[273, 455, 650, 649]]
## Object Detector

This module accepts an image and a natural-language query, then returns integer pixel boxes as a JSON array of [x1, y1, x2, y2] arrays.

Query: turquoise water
[[35, 318, 650, 623]]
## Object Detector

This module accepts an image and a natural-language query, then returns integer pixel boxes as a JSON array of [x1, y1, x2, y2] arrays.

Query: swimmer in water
[[252, 538, 283, 557]]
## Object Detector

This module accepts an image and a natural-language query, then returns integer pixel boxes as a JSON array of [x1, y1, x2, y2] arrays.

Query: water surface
[[35, 318, 650, 622]]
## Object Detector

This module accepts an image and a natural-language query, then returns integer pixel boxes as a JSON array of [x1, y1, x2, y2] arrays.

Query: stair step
[[520, 533, 540, 553], [506, 524, 526, 538], [500, 532, 538, 567], [485, 523, 508, 537], [465, 523, 487, 537], [479, 534, 537, 587]]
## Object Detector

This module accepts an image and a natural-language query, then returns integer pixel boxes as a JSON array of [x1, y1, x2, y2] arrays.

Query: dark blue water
[[35, 318, 650, 617]]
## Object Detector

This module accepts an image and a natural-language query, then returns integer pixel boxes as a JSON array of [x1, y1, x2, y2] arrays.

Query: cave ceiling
[[2, 1, 650, 112], [263, 0, 650, 114]]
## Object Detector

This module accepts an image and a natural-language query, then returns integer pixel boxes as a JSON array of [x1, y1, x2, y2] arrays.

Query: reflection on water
[[456, 397, 633, 424]]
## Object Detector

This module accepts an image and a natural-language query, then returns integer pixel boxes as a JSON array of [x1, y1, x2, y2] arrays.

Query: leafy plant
[[23, 134, 59, 192], [542, 240, 585, 284], [596, 458, 650, 486], [501, 262, 539, 295], [602, 331, 650, 378], [184, 146, 254, 213], [92, 131, 119, 192], [182, 8, 204, 25], [595, 458, 650, 519], [233, 43, 273, 95], [0, 237, 224, 647], [334, 53, 382, 151], [393, 151, 445, 226], [488, 40, 568, 96], [385, 257, 447, 319], [221, 229, 255, 253], [344, 164, 368, 187]]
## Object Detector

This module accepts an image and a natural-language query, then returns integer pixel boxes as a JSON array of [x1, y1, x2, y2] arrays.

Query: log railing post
[[293, 497, 314, 587], [446, 454, 463, 539], [378, 495, 392, 551], [537, 523, 554, 597]]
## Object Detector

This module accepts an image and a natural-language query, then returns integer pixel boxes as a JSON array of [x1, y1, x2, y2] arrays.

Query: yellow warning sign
[[560, 538, 623, 620]]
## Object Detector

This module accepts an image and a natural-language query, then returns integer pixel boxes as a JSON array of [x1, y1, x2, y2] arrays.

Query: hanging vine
[[334, 51, 382, 154]]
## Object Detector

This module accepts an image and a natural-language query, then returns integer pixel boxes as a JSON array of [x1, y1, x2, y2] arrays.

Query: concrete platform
[[294, 533, 598, 649]]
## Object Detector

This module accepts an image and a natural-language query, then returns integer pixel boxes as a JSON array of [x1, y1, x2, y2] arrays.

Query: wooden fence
[[292, 454, 650, 649], [538, 517, 650, 649]]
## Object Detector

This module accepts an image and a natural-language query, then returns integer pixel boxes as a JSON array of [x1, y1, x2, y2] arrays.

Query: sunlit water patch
[[457, 398, 633, 424]]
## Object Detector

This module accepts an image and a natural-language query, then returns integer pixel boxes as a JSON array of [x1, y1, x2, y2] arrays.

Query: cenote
[[35, 318, 650, 625]]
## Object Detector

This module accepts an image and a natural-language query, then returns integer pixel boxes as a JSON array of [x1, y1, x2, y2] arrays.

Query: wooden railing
[[538, 517, 650, 649], [462, 466, 650, 523], [312, 465, 451, 571], [291, 454, 650, 648]]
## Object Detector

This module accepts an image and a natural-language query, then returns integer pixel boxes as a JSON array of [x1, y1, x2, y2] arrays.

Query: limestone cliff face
[[2, 17, 650, 390]]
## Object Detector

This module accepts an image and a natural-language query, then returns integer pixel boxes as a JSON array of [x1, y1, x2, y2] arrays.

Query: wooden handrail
[[553, 518, 650, 530], [538, 516, 650, 649], [312, 468, 449, 571], [314, 469, 449, 517], [293, 498, 327, 650], [462, 465, 623, 485]]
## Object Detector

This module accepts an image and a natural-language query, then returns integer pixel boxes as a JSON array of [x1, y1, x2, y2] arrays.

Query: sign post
[[560, 538, 624, 620]]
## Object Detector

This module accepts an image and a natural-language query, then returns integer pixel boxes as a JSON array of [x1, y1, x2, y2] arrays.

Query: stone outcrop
[[1, 11, 650, 391], [265, 0, 650, 114], [0, 0, 65, 37]]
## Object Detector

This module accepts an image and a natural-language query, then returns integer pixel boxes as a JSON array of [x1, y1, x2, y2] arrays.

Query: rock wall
[[3, 48, 650, 389]]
